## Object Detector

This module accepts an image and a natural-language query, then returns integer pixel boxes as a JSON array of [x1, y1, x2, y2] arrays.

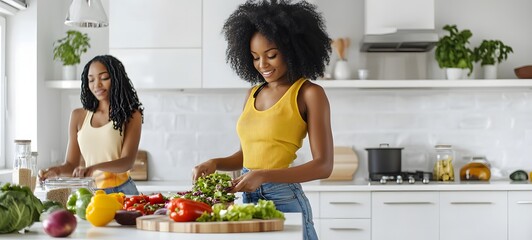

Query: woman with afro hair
[[193, 1, 333, 239], [39, 55, 144, 195]]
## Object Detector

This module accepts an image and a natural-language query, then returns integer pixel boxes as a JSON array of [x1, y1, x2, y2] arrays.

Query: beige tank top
[[77, 110, 128, 188]]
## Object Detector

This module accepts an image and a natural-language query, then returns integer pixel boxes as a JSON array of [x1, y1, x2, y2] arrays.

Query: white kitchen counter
[[133, 179, 532, 193], [4, 213, 302, 240], [34, 179, 532, 202]]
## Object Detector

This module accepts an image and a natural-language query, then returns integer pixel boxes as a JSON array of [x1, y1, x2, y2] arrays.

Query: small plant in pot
[[53, 30, 90, 80], [435, 25, 474, 80], [473, 39, 513, 79]]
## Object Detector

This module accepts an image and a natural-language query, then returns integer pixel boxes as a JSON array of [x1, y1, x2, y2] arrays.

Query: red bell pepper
[[167, 198, 212, 222]]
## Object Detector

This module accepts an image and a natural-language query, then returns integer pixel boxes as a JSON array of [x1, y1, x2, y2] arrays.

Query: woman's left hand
[[230, 170, 264, 193], [73, 166, 93, 178]]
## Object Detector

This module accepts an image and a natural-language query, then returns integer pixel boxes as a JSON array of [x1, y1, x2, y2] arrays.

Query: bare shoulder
[[71, 108, 87, 120], [300, 80, 327, 100], [70, 108, 87, 130]]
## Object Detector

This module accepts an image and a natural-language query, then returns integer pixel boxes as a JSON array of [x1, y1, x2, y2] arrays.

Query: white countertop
[[34, 179, 532, 202], [133, 179, 532, 193], [4, 213, 302, 240]]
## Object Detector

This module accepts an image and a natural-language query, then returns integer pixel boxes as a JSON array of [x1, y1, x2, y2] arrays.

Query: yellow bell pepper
[[109, 192, 125, 205], [85, 190, 123, 227]]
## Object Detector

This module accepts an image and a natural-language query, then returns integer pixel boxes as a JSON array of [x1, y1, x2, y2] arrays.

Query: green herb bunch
[[174, 172, 236, 205], [435, 24, 474, 75], [473, 39, 513, 66], [53, 30, 91, 66]]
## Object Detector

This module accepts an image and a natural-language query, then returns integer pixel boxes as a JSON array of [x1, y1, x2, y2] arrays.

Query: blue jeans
[[98, 177, 139, 195], [241, 168, 318, 240]]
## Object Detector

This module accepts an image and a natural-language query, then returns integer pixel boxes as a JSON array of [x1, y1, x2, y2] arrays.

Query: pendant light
[[65, 0, 108, 28]]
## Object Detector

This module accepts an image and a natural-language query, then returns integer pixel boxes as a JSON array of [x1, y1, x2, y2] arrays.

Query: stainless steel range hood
[[361, 0, 437, 52], [360, 29, 438, 52]]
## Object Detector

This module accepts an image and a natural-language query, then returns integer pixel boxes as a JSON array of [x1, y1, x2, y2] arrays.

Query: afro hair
[[222, 0, 332, 84]]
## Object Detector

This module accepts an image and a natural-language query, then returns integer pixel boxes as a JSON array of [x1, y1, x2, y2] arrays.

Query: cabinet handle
[[330, 227, 362, 231], [516, 201, 532, 204], [383, 202, 433, 205], [329, 201, 360, 205], [450, 202, 492, 205]]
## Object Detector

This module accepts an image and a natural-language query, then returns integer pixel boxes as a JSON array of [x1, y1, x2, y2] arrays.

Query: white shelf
[[46, 80, 81, 89], [315, 79, 532, 88], [46, 79, 532, 90]]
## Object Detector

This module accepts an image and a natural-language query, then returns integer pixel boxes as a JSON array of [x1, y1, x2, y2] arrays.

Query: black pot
[[365, 144, 403, 178]]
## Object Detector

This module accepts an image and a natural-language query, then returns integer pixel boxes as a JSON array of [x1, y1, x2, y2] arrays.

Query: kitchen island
[[4, 213, 302, 240]]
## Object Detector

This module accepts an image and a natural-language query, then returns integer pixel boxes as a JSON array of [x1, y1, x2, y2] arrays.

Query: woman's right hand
[[192, 160, 216, 181]]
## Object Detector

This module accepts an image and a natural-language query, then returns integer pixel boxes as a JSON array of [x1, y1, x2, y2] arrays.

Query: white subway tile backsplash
[[61, 88, 532, 181]]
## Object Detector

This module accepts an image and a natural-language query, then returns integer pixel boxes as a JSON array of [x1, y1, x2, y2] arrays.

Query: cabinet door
[[109, 0, 201, 48], [110, 49, 201, 89], [320, 192, 370, 219], [321, 219, 370, 240], [440, 191, 507, 240], [372, 192, 439, 240], [202, 0, 250, 88], [509, 191, 532, 240]]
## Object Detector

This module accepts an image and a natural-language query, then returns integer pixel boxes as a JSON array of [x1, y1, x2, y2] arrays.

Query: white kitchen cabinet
[[109, 0, 201, 49], [440, 191, 507, 240], [109, 0, 202, 89], [109, 48, 201, 89], [372, 191, 439, 240], [509, 191, 532, 240], [319, 191, 371, 240], [320, 219, 370, 240], [202, 0, 250, 88]]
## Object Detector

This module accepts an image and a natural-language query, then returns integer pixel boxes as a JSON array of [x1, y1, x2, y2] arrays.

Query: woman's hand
[[72, 166, 93, 178], [230, 170, 265, 193], [38, 167, 60, 182], [192, 160, 217, 181]]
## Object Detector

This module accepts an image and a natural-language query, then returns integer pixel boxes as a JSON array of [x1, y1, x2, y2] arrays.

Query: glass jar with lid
[[14, 139, 31, 169], [432, 144, 455, 181], [460, 156, 491, 181]]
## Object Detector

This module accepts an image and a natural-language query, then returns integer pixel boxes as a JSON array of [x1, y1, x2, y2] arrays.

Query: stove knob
[[380, 177, 387, 184], [422, 178, 430, 184], [408, 176, 415, 184], [396, 175, 403, 184]]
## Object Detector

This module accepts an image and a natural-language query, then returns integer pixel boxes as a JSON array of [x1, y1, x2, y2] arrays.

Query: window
[[0, 16, 5, 168]]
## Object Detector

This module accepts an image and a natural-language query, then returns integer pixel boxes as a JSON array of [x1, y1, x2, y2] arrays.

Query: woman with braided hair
[[192, 1, 333, 239], [39, 55, 144, 195]]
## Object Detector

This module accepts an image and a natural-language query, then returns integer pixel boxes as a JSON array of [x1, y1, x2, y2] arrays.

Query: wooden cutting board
[[129, 150, 148, 181], [322, 146, 359, 181], [136, 215, 284, 233]]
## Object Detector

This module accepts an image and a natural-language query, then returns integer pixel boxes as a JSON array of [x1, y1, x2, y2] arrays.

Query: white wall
[[5, 0, 38, 177]]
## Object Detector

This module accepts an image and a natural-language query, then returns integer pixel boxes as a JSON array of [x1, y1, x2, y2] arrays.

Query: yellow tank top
[[237, 78, 307, 169], [77, 111, 129, 188]]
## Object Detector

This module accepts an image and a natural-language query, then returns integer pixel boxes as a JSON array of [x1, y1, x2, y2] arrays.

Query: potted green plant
[[435, 25, 474, 80], [473, 39, 513, 79], [53, 30, 90, 80]]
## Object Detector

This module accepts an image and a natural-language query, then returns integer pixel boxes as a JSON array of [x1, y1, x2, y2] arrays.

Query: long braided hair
[[222, 0, 331, 85], [80, 55, 144, 135]]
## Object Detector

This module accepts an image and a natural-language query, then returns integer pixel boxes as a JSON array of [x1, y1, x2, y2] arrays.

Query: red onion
[[43, 209, 77, 237]]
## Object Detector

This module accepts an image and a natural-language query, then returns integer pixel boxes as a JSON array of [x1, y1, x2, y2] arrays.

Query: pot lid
[[365, 143, 404, 150]]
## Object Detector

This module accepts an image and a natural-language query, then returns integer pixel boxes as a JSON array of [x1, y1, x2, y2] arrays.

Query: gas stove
[[370, 171, 433, 184]]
